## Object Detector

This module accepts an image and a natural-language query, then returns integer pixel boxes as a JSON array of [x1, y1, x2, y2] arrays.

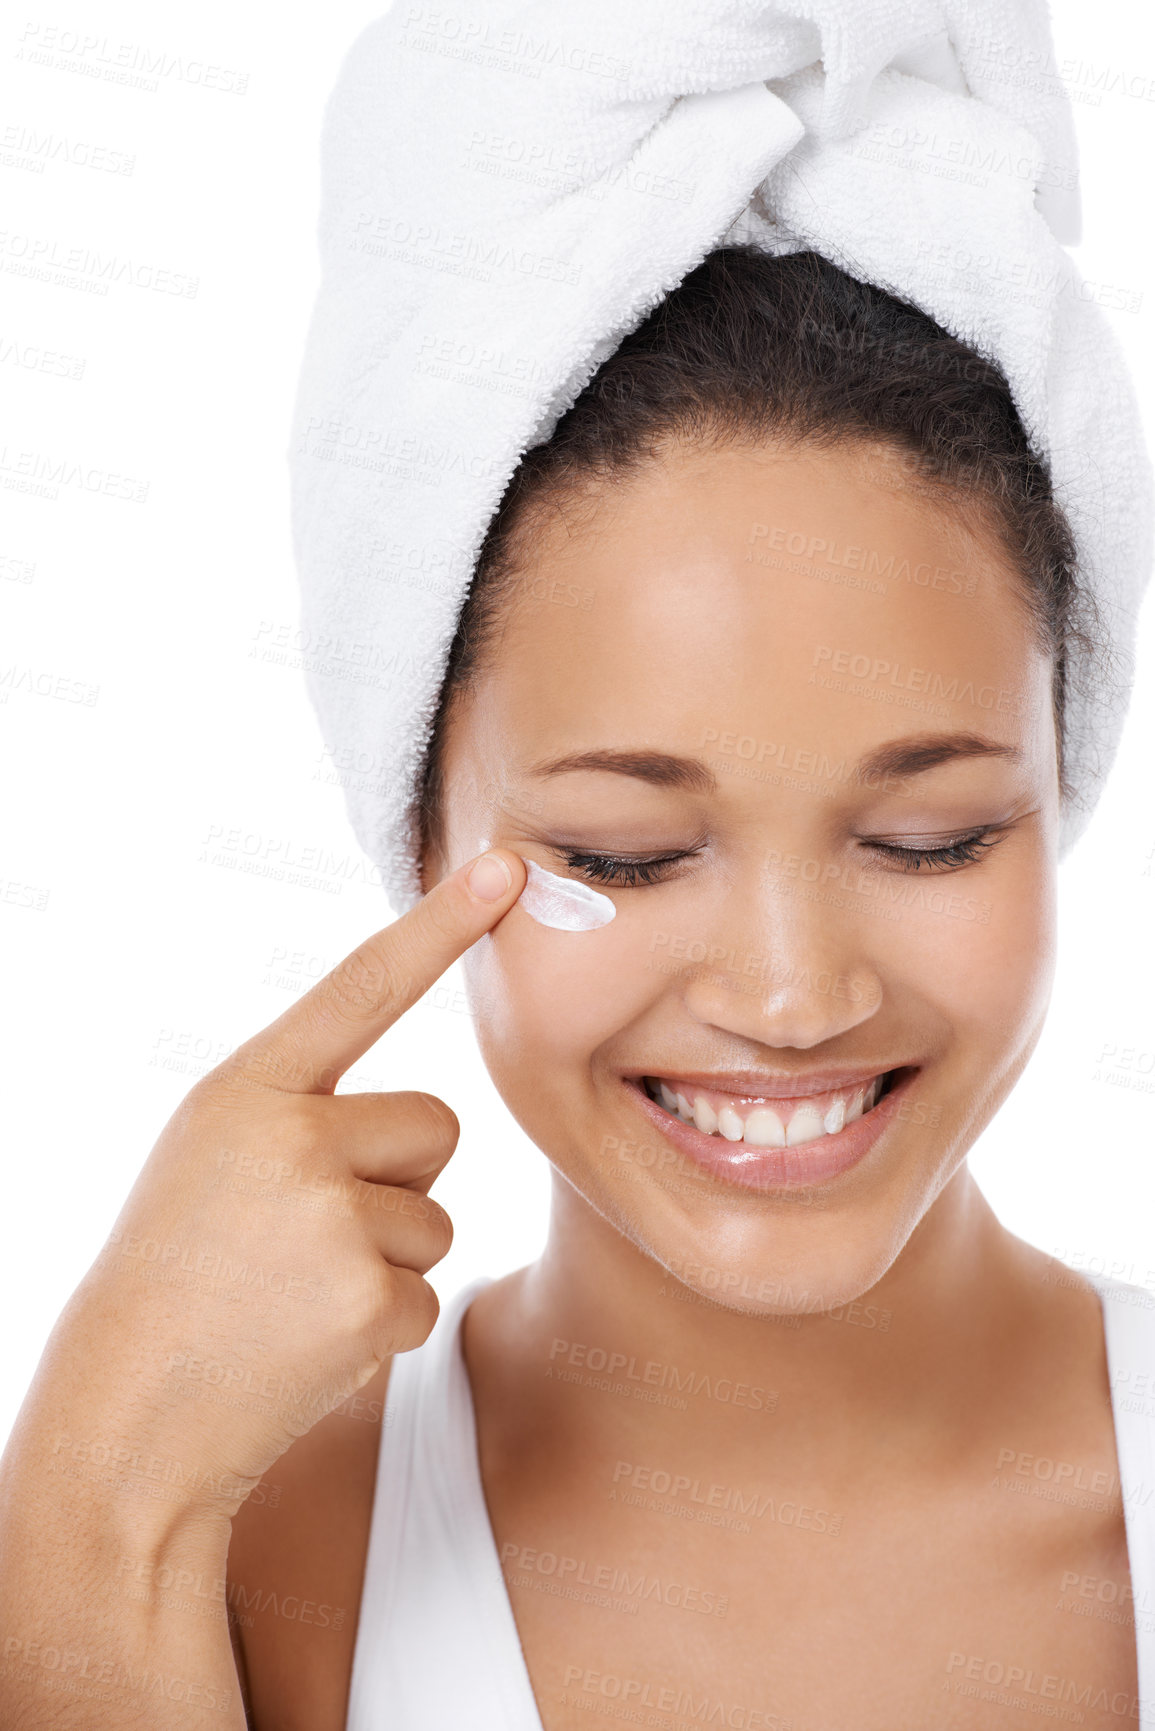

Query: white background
[[2, 0, 1154, 1449]]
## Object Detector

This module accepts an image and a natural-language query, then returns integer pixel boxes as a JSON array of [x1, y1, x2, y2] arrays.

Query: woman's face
[[425, 438, 1060, 1313]]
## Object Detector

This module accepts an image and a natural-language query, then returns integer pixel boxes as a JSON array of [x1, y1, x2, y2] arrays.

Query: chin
[[641, 1210, 916, 1321]]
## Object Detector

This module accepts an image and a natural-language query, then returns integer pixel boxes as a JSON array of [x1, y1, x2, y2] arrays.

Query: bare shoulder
[[1001, 1240, 1120, 1426], [227, 1360, 392, 1731], [985, 1240, 1134, 1569]]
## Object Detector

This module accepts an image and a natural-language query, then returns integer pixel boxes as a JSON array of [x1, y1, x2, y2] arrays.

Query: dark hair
[[418, 245, 1094, 861]]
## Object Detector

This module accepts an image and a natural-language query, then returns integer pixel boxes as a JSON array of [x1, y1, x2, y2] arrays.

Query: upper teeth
[[647, 1075, 885, 1147]]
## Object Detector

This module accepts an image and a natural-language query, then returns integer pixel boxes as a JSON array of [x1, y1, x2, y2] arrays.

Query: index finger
[[217, 848, 527, 1095]]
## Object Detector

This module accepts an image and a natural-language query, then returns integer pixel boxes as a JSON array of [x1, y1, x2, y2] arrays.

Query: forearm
[[0, 1438, 245, 1730], [0, 1294, 248, 1731]]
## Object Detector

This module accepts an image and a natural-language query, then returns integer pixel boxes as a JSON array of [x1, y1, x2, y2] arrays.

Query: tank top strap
[[346, 1266, 1155, 1728], [1081, 1271, 1155, 1724], [345, 1276, 543, 1731]]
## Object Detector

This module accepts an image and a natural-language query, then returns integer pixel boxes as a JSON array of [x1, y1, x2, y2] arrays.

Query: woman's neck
[[470, 1163, 1090, 1480]]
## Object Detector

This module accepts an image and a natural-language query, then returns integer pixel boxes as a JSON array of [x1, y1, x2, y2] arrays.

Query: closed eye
[[560, 827, 1007, 885], [558, 848, 700, 887], [858, 828, 1006, 873]]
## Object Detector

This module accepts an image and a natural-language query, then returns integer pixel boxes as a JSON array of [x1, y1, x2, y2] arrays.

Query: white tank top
[[345, 1270, 1155, 1730]]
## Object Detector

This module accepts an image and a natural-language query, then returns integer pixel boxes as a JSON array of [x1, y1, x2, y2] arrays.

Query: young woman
[[0, 247, 1149, 1730]]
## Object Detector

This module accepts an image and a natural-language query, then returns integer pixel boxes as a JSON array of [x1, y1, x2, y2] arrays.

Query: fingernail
[[466, 850, 514, 902]]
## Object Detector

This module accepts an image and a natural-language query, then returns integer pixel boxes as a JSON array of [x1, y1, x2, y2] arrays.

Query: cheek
[[879, 840, 1056, 1064], [464, 903, 659, 1074], [966, 849, 1056, 1045]]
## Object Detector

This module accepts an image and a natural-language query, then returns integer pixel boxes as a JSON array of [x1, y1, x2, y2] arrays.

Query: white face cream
[[478, 840, 616, 931]]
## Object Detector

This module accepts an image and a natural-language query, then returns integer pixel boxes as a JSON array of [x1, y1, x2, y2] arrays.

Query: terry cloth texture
[[289, 0, 1153, 914]]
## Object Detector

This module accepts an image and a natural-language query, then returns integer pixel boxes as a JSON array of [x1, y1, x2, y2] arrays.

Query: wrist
[[2, 1315, 262, 1549], [1, 1419, 236, 1569]]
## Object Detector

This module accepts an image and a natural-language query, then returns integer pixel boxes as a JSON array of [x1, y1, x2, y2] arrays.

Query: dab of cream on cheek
[[477, 839, 615, 932]]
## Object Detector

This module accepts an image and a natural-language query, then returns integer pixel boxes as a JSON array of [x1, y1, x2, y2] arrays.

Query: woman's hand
[[0, 847, 525, 1730], [88, 845, 525, 1506]]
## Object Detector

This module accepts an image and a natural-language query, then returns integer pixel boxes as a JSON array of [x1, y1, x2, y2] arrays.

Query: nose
[[677, 874, 883, 1050]]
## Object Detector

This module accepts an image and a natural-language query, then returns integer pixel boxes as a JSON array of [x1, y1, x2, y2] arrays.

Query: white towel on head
[[289, 0, 1153, 916]]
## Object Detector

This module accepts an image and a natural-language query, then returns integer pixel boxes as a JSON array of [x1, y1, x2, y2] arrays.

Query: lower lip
[[624, 1071, 917, 1192]]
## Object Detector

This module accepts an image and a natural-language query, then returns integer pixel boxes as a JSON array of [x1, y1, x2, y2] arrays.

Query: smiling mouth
[[639, 1071, 900, 1149]]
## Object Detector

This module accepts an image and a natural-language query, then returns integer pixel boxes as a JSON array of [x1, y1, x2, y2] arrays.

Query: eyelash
[[559, 849, 700, 888], [861, 830, 1003, 873], [560, 829, 1004, 887]]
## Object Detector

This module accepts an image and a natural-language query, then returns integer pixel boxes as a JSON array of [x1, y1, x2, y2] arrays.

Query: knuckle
[[186, 1063, 249, 1111], [199, 1045, 304, 1099], [420, 1198, 455, 1261], [397, 1270, 441, 1344], [176, 1071, 267, 1138], [371, 927, 430, 1006], [416, 890, 465, 951], [169, 1075, 218, 1126], [345, 1259, 393, 1341], [369, 1265, 440, 1356], [264, 1095, 327, 1163], [321, 945, 400, 1022], [411, 1277, 441, 1341], [403, 1090, 460, 1148]]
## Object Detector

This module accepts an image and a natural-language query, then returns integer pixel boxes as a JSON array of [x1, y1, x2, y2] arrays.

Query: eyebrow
[[525, 749, 717, 793], [855, 733, 1022, 782], [526, 733, 1021, 794]]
